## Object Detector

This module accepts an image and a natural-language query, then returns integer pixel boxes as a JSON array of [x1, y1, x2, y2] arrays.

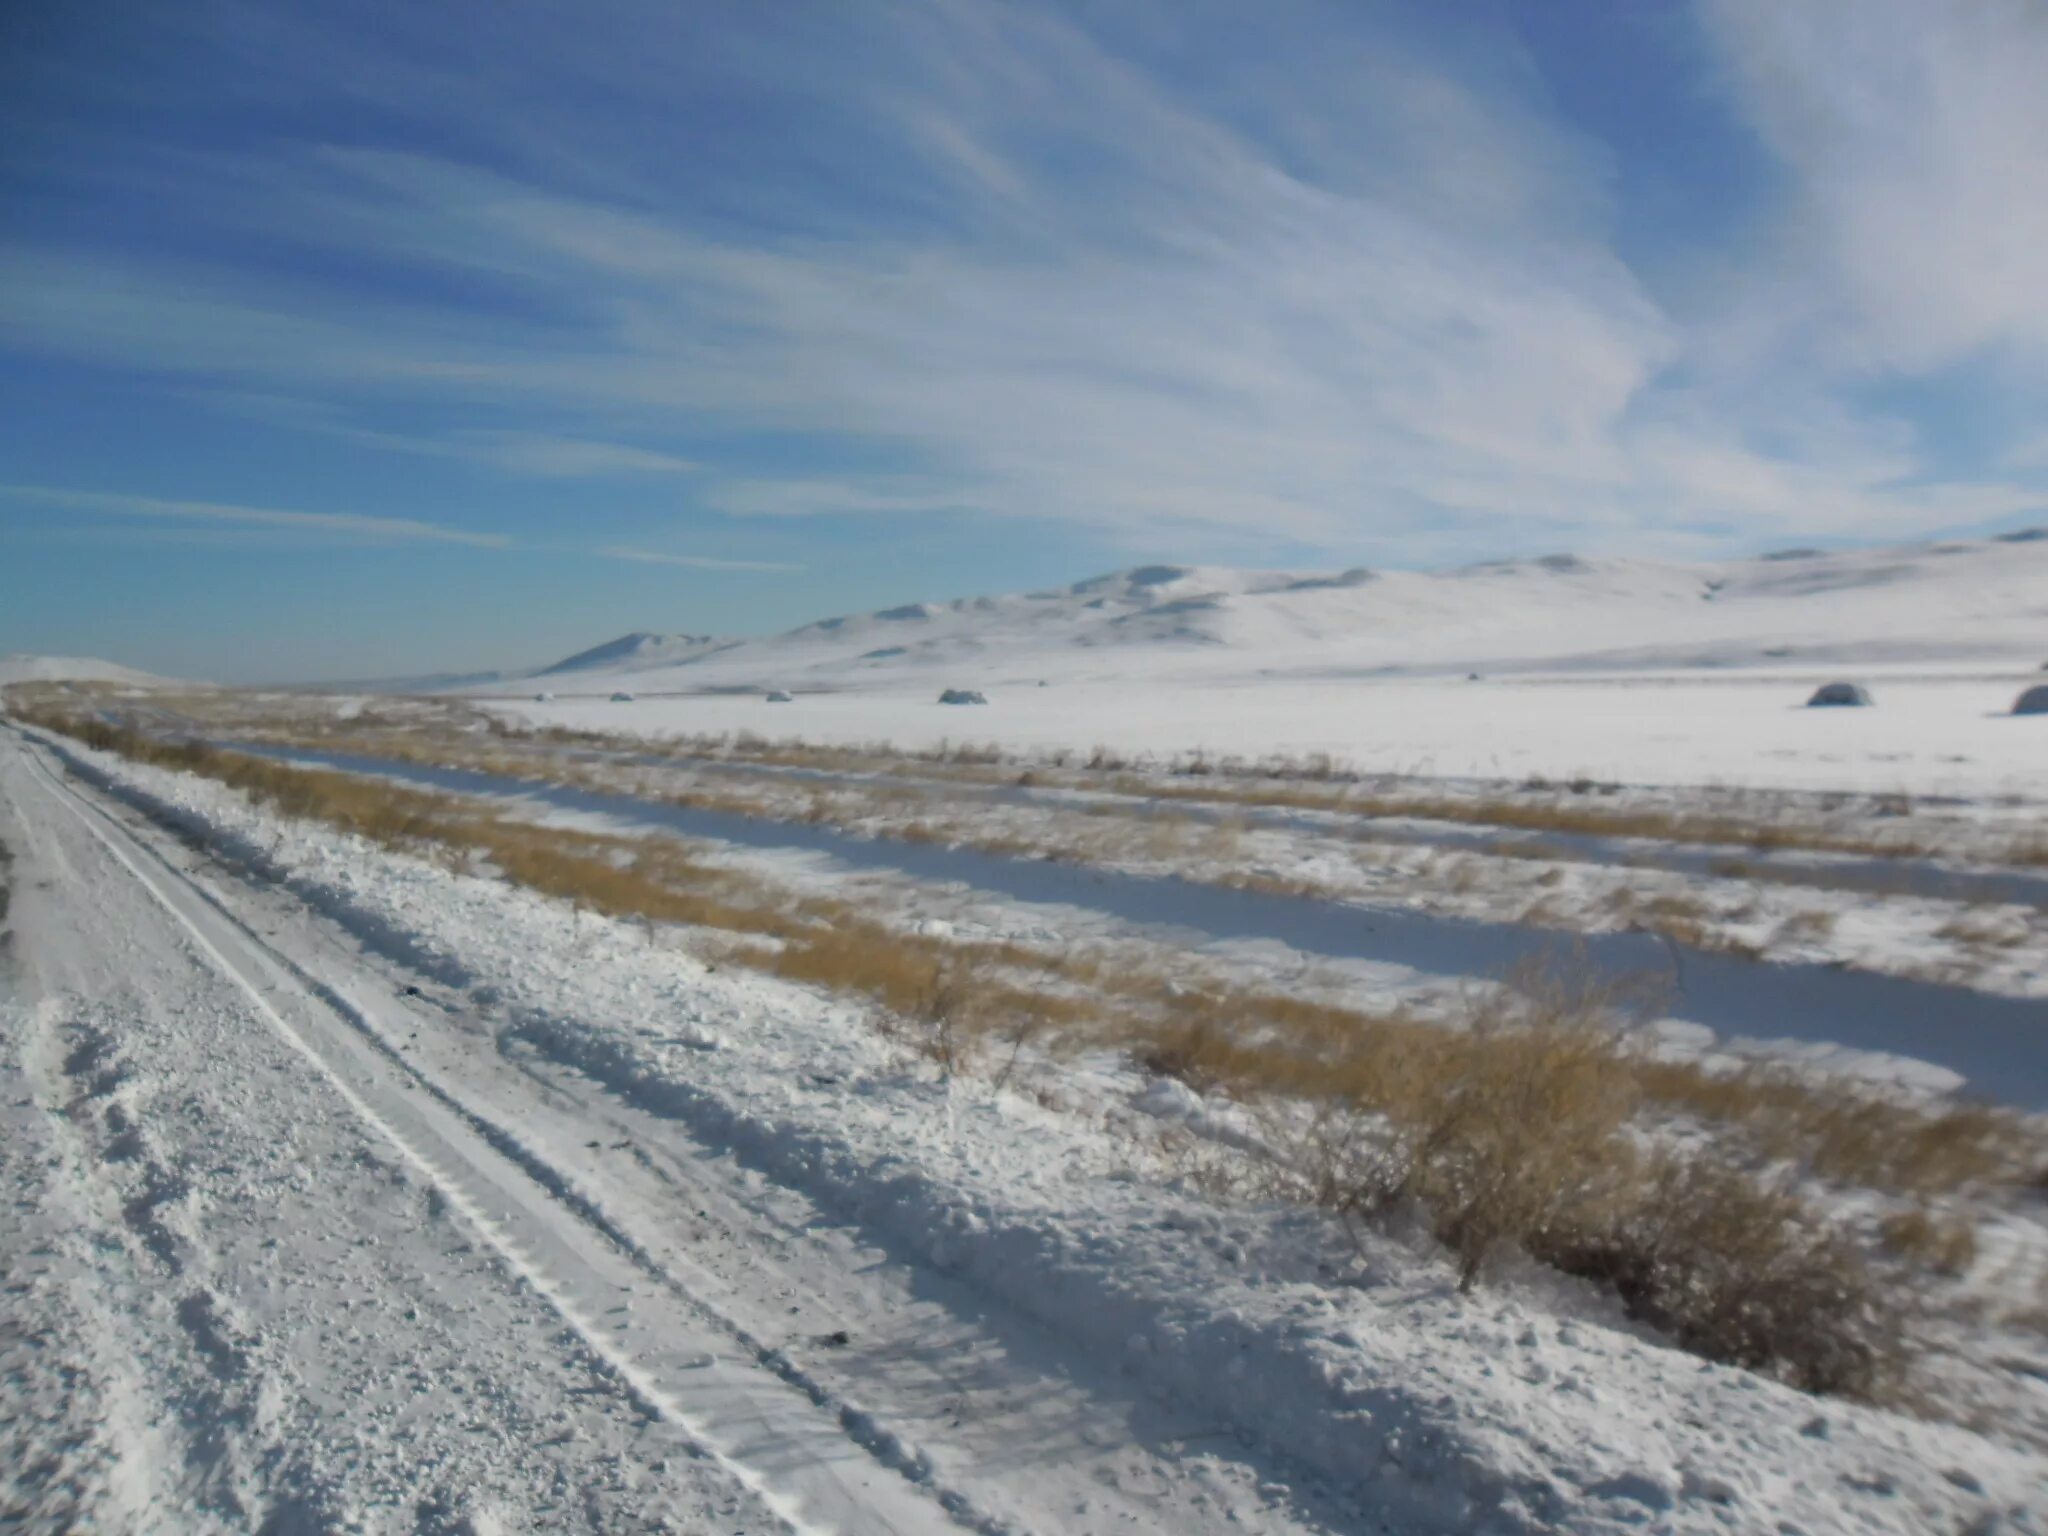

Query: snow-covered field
[[6, 722, 2047, 1534], [437, 530, 2048, 798], [495, 667, 2047, 798]]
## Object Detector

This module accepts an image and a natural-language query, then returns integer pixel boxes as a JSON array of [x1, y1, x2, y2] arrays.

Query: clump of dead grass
[[1636, 1061, 2043, 1196], [1244, 960, 1907, 1398], [1546, 1154, 1906, 1400], [1295, 973, 1644, 1291]]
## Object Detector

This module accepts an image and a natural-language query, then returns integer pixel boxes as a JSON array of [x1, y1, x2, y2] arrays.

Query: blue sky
[[3, 0, 2045, 682]]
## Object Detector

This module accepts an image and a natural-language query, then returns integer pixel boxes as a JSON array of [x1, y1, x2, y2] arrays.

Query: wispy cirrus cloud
[[596, 545, 802, 573], [3, 485, 803, 577], [0, 484, 509, 547], [2, 0, 2043, 567], [1698, 0, 2048, 374], [483, 437, 695, 477]]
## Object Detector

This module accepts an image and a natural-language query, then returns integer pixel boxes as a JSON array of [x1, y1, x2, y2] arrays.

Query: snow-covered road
[[0, 730, 1342, 1534]]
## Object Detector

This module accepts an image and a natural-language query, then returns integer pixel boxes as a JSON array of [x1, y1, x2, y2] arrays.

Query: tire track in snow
[[0, 787, 181, 1530], [17, 740, 1007, 1536], [18, 724, 1361, 1536]]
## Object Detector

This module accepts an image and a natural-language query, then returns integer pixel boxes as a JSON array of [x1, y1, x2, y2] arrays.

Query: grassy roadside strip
[[24, 709, 2048, 1406], [53, 683, 2048, 866]]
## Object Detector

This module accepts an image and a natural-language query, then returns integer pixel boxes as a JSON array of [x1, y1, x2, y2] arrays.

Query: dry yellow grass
[[582, 722, 2039, 868], [1935, 906, 2030, 950], [1234, 963, 1906, 1398], [1877, 1208, 1979, 1276]]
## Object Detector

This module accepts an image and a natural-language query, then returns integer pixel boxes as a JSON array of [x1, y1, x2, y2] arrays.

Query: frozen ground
[[5, 721, 2047, 1534], [4, 525, 2046, 1532], [444, 529, 2048, 800], [492, 668, 2048, 798]]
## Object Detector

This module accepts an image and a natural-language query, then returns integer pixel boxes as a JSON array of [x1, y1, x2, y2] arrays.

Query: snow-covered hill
[[538, 631, 730, 675], [471, 530, 2048, 696], [0, 653, 179, 689]]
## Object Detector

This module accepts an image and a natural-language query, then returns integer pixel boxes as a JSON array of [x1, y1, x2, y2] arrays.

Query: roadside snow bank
[[30, 727, 2048, 1536]]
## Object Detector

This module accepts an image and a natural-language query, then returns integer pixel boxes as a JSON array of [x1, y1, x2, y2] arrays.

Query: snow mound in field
[[478, 529, 2048, 695], [0, 653, 179, 688]]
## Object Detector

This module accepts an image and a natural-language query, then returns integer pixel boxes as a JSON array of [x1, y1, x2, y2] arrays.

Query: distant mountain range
[[8, 530, 2042, 700], [457, 529, 2048, 696], [538, 632, 731, 675]]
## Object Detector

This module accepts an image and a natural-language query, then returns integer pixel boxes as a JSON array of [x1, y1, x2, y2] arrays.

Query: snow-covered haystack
[[1808, 681, 1873, 707], [2013, 684, 2048, 716], [939, 688, 988, 705]]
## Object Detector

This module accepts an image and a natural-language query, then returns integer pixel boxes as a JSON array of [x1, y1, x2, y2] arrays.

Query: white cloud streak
[[1699, 0, 2048, 373], [3, 485, 803, 579], [0, 484, 510, 547], [596, 546, 802, 573]]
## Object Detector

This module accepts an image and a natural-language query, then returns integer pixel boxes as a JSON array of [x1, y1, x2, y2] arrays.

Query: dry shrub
[[901, 953, 988, 1076], [1425, 853, 1486, 896], [1253, 963, 1905, 1399], [1545, 1155, 1905, 1401], [1296, 964, 1646, 1290], [85, 681, 2048, 867], [1803, 1096, 2035, 1194], [1199, 813, 1248, 862], [1408, 1009, 1640, 1291], [1132, 812, 1196, 862], [1603, 888, 1765, 959], [42, 708, 2048, 1205]]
